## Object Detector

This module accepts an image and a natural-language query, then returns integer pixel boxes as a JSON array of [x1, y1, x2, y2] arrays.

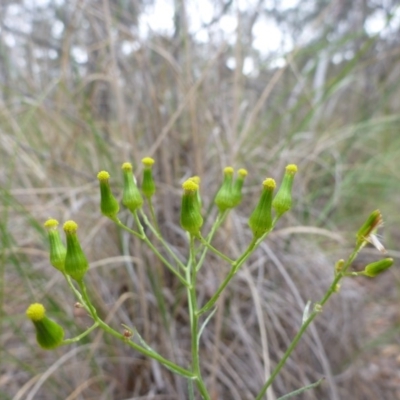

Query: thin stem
[[77, 279, 194, 379], [196, 211, 228, 271], [255, 241, 365, 399], [62, 322, 99, 344], [198, 237, 257, 315], [139, 209, 186, 271], [198, 235, 234, 264], [114, 218, 142, 238], [117, 214, 189, 287], [146, 197, 160, 233], [255, 310, 319, 400], [64, 274, 90, 312], [187, 235, 211, 400]]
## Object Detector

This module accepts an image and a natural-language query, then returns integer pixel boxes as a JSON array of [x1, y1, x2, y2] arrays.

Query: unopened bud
[[63, 221, 89, 282], [356, 210, 383, 246], [122, 162, 143, 212], [363, 258, 393, 277], [272, 164, 298, 218], [248, 178, 276, 239], [43, 219, 66, 273], [215, 167, 234, 212], [26, 303, 64, 350], [97, 171, 120, 220], [180, 179, 203, 235], [232, 168, 248, 207], [141, 157, 156, 198]]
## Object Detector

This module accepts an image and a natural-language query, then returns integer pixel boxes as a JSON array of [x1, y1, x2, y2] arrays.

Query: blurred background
[[1, 0, 400, 399]]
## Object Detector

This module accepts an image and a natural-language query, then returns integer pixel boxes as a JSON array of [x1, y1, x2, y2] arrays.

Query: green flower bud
[[189, 176, 202, 210], [43, 218, 66, 273], [180, 179, 203, 235], [356, 210, 383, 246], [231, 168, 248, 207], [363, 258, 393, 277], [122, 162, 143, 212], [272, 164, 298, 218], [26, 303, 64, 350], [249, 178, 276, 239], [97, 171, 120, 220], [63, 221, 89, 282], [141, 157, 156, 198], [215, 167, 235, 212]]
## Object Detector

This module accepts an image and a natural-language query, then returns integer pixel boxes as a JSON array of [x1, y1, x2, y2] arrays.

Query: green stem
[[196, 211, 228, 271], [146, 197, 160, 233], [139, 209, 186, 271], [117, 215, 189, 287], [198, 235, 234, 264], [77, 279, 194, 379], [187, 235, 211, 400], [255, 310, 319, 400], [62, 322, 99, 345], [198, 237, 257, 315], [255, 241, 365, 399], [114, 218, 142, 239]]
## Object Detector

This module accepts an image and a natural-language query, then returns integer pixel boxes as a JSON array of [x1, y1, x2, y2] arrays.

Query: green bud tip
[[356, 210, 383, 245], [142, 157, 155, 167], [363, 258, 393, 277], [97, 170, 110, 182], [26, 303, 46, 322]]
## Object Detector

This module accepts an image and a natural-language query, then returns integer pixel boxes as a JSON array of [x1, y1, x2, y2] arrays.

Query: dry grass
[[1, 1, 400, 399]]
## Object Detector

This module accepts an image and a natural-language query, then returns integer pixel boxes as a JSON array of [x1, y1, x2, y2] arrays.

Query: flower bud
[[189, 176, 202, 210], [356, 210, 383, 246], [63, 221, 89, 282], [248, 178, 276, 239], [121, 162, 143, 212], [97, 171, 120, 220], [180, 179, 203, 235], [141, 157, 156, 198], [272, 164, 298, 218], [232, 168, 248, 207], [215, 167, 235, 212], [43, 218, 66, 273], [363, 258, 393, 277], [26, 303, 64, 350]]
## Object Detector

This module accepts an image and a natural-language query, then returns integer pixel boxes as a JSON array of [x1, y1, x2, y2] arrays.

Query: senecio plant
[[27, 158, 393, 399]]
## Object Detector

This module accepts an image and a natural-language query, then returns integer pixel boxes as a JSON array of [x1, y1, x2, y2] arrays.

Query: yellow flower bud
[[180, 179, 203, 235], [272, 164, 298, 218], [26, 303, 64, 350], [141, 157, 156, 198], [44, 218, 66, 273], [97, 171, 120, 220], [63, 221, 89, 282], [248, 178, 276, 239], [215, 166, 235, 212], [122, 162, 143, 212]]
